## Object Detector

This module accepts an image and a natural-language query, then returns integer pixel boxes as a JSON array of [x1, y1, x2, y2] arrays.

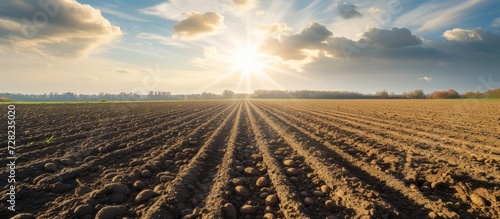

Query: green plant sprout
[[45, 135, 55, 144]]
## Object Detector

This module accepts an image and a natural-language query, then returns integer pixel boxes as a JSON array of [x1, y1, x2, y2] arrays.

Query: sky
[[0, 0, 499, 94]]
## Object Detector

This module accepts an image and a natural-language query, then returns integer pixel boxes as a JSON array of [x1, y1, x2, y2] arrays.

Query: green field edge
[[1, 98, 499, 105], [0, 99, 240, 105]]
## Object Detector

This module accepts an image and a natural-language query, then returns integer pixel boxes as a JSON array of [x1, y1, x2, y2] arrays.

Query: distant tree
[[411, 89, 425, 99], [462, 91, 484, 98], [376, 90, 389, 99], [0, 97, 12, 102], [462, 91, 475, 98], [485, 88, 500, 98], [222, 90, 235, 99], [401, 92, 410, 99], [447, 89, 460, 98], [429, 89, 460, 99], [201, 92, 208, 99]]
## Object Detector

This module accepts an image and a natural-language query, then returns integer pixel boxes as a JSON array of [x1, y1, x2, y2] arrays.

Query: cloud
[[141, 0, 231, 20], [438, 28, 500, 56], [367, 7, 380, 15], [191, 46, 219, 66], [38, 62, 52, 68], [259, 23, 292, 34], [441, 28, 500, 46], [116, 68, 138, 74], [494, 18, 500, 30], [362, 46, 443, 60], [260, 22, 332, 61], [437, 61, 449, 68], [393, 0, 485, 33], [0, 0, 122, 58], [255, 10, 267, 16], [137, 32, 186, 47], [257, 23, 496, 73], [233, 0, 258, 10], [362, 28, 422, 48], [419, 76, 432, 81], [82, 76, 99, 81], [173, 12, 224, 40], [98, 7, 149, 22], [259, 23, 438, 71], [203, 46, 218, 59], [337, 2, 362, 19], [443, 28, 483, 42], [192, 57, 205, 64]]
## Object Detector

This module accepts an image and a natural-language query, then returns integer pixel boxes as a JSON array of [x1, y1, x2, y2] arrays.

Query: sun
[[232, 45, 265, 75]]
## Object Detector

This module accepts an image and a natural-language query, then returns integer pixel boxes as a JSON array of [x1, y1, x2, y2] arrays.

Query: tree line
[[252, 88, 500, 99], [1, 88, 499, 102], [0, 90, 244, 102]]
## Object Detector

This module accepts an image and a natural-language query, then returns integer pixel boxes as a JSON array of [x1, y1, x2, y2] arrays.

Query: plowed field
[[1, 99, 499, 219]]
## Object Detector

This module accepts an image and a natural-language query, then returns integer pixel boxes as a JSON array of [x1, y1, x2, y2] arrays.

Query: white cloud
[[98, 7, 149, 22], [38, 62, 52, 68], [203, 46, 218, 59], [233, 0, 258, 10], [136, 32, 186, 47], [116, 68, 138, 74], [437, 61, 449, 68], [191, 47, 219, 67], [192, 57, 205, 64], [255, 10, 267, 16], [419, 76, 432, 81], [141, 0, 232, 20], [393, 0, 485, 33], [82, 76, 99, 81], [259, 23, 292, 34], [0, 0, 122, 58], [172, 12, 224, 40], [443, 28, 483, 42], [493, 18, 500, 29], [367, 7, 380, 15]]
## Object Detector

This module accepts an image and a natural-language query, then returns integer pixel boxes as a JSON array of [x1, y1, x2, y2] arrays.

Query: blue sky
[[1, 0, 499, 94]]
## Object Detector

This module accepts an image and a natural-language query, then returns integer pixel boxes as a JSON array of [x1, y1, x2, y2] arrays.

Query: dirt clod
[[135, 189, 157, 203], [304, 197, 314, 206], [256, 177, 270, 188], [44, 162, 58, 173], [104, 183, 130, 195], [265, 194, 278, 206], [74, 204, 93, 217], [235, 185, 250, 197], [263, 213, 276, 219], [240, 205, 257, 214], [95, 205, 126, 219], [222, 203, 237, 219], [325, 200, 336, 211], [285, 168, 300, 176], [470, 194, 487, 206]]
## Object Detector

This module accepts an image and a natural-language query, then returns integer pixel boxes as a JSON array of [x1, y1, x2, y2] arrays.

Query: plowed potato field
[[1, 99, 499, 219]]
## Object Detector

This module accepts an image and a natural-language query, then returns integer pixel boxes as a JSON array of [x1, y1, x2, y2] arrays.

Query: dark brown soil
[[0, 100, 498, 219]]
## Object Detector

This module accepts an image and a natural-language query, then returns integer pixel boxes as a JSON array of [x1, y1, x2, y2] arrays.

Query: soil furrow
[[244, 100, 312, 219], [289, 103, 500, 158], [271, 102, 499, 182], [250, 100, 460, 218], [142, 101, 241, 218]]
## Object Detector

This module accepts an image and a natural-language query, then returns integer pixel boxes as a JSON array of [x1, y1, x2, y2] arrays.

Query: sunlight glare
[[233, 45, 264, 75]]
